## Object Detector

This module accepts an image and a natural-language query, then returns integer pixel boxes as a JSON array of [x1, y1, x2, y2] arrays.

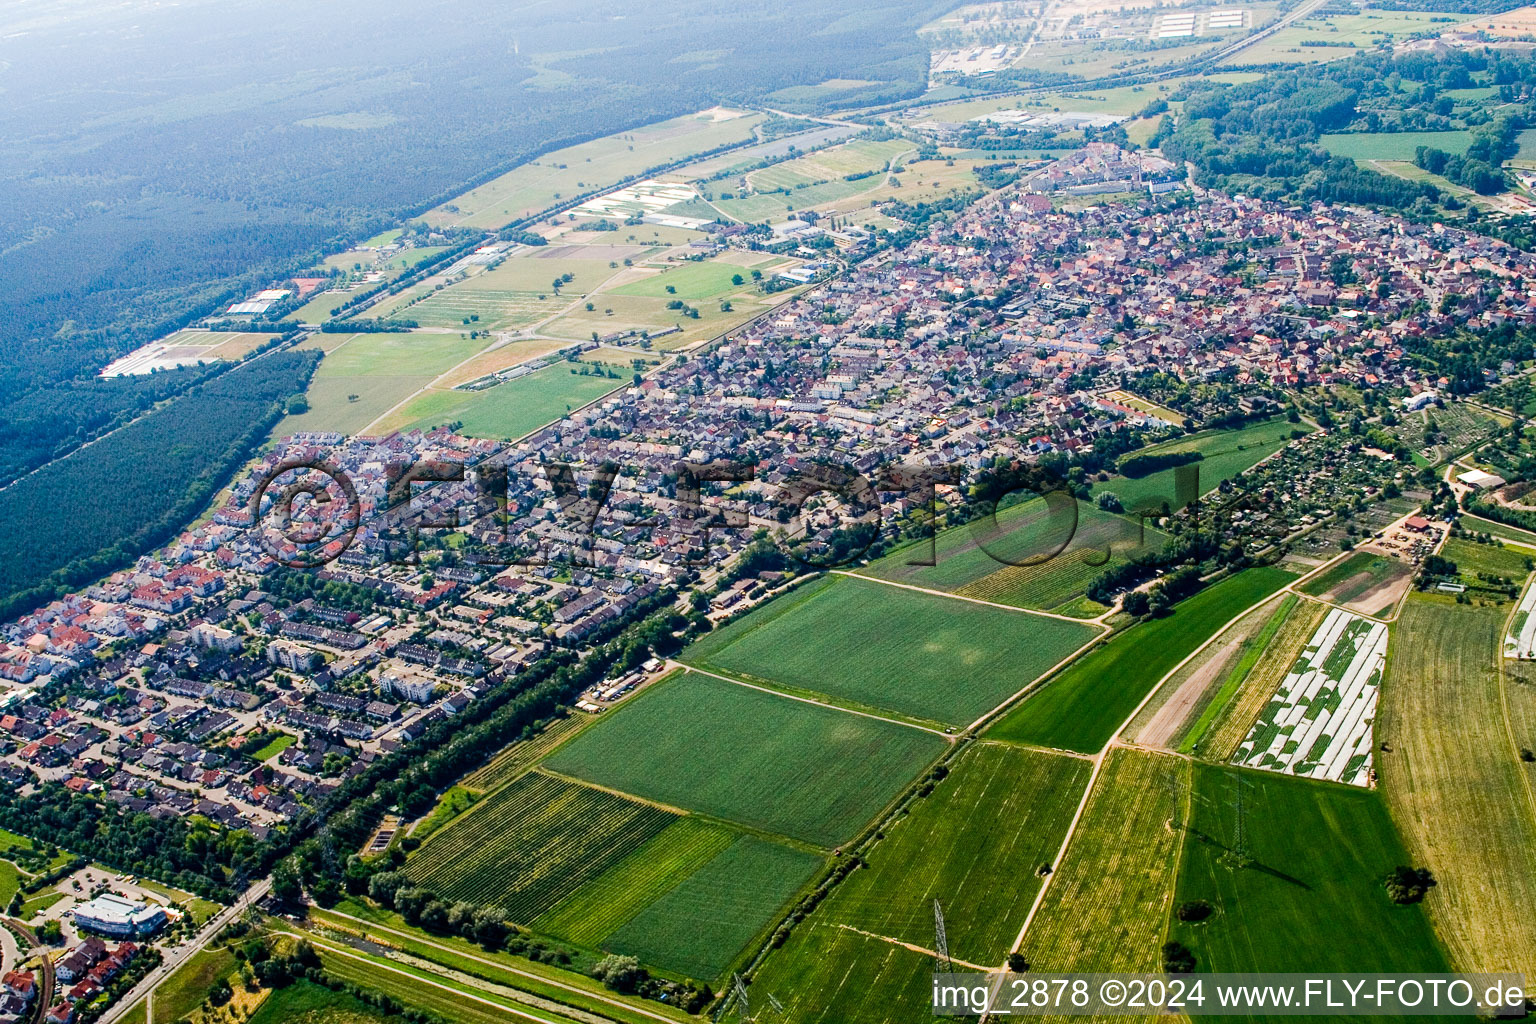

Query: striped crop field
[[1231, 607, 1384, 787], [403, 771, 677, 922]]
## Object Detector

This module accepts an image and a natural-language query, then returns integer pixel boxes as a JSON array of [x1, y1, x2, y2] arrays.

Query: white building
[[71, 894, 167, 937]]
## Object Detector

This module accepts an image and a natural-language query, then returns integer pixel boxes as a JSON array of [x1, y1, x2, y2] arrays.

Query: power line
[[934, 899, 953, 973]]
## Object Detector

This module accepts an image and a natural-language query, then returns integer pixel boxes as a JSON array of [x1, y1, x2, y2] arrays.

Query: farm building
[[1456, 468, 1506, 490]]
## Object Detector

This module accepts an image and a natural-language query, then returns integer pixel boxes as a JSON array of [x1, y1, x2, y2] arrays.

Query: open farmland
[[813, 742, 1088, 965], [377, 362, 627, 439], [602, 836, 822, 981], [746, 743, 1088, 1023], [747, 926, 937, 1024], [534, 818, 736, 948], [1377, 597, 1536, 972], [1131, 594, 1293, 751], [1231, 608, 1385, 787], [1171, 765, 1448, 979], [462, 715, 590, 795], [1089, 418, 1308, 511], [423, 110, 764, 230], [861, 495, 1163, 615], [1297, 550, 1414, 617], [1506, 577, 1536, 659], [542, 671, 947, 847], [681, 574, 1099, 726], [403, 771, 677, 922], [1020, 748, 1185, 972], [611, 257, 794, 301], [989, 568, 1295, 754], [280, 331, 490, 435]]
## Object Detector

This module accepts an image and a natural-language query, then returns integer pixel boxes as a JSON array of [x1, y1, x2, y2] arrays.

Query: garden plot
[[1505, 578, 1536, 659], [1231, 607, 1384, 787]]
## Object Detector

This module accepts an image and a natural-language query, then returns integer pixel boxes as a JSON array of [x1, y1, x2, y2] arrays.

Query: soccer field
[[683, 575, 1099, 726], [543, 670, 946, 847]]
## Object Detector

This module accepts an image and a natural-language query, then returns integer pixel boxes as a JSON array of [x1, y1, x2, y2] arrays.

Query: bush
[[1175, 899, 1213, 923], [1383, 865, 1436, 905], [1162, 941, 1196, 974], [592, 954, 647, 993]]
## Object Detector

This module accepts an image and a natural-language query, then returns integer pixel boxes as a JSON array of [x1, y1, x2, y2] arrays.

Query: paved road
[[96, 879, 271, 1024]]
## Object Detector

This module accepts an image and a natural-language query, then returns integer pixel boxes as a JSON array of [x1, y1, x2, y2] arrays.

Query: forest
[[0, 349, 320, 620], [0, 0, 939, 405], [1155, 49, 1536, 239]]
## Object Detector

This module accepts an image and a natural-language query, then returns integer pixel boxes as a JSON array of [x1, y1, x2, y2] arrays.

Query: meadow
[[1171, 765, 1448, 980], [611, 257, 790, 301], [403, 771, 678, 922], [601, 836, 822, 981], [1089, 418, 1307, 511], [1019, 748, 1186, 971], [682, 574, 1099, 726], [379, 363, 627, 440], [1320, 130, 1473, 164], [1377, 597, 1536, 972], [245, 981, 396, 1024], [542, 671, 947, 847], [311, 939, 586, 1024], [423, 111, 765, 230], [861, 495, 1163, 615], [280, 331, 490, 435], [988, 567, 1296, 754], [1226, 10, 1465, 64]]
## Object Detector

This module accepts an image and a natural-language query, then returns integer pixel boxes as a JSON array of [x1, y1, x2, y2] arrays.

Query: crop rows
[[403, 771, 677, 922], [1232, 607, 1383, 786], [533, 817, 735, 948]]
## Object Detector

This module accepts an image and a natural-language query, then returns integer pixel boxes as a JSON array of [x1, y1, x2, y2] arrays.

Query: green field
[[602, 836, 821, 981], [862, 495, 1162, 615], [1177, 595, 1297, 754], [747, 742, 1089, 1022], [1440, 536, 1531, 590], [819, 741, 1087, 964], [682, 575, 1098, 725], [988, 567, 1296, 754], [1377, 597, 1536, 972], [1020, 747, 1185, 971], [403, 772, 678, 922], [1320, 130, 1473, 163], [383, 363, 627, 440], [312, 940, 584, 1024], [424, 111, 764, 229], [1090, 418, 1307, 511], [246, 980, 396, 1024], [611, 258, 788, 301], [543, 671, 947, 847], [1171, 765, 1448, 980], [153, 946, 237, 1024], [251, 734, 296, 761], [280, 332, 490, 435], [534, 818, 736, 947]]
